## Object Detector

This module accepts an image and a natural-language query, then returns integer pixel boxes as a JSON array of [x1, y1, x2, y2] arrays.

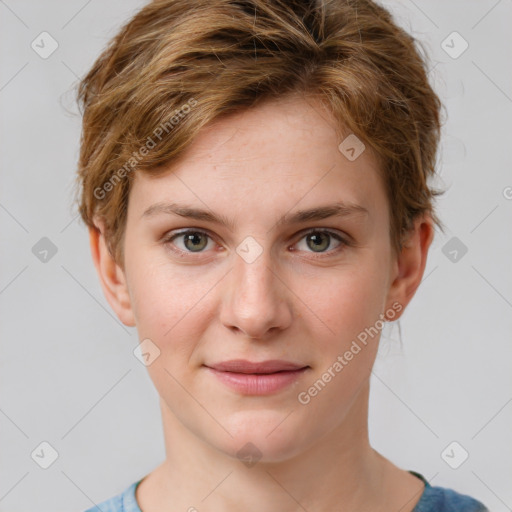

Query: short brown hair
[[73, 0, 445, 268]]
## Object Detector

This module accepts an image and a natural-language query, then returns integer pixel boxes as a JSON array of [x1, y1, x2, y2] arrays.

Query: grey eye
[[168, 230, 213, 253]]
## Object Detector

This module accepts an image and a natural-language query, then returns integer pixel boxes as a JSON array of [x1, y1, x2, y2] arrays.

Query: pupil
[[309, 233, 329, 252], [185, 232, 206, 251]]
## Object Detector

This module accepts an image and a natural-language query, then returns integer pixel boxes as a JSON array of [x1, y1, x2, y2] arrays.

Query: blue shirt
[[84, 470, 489, 511]]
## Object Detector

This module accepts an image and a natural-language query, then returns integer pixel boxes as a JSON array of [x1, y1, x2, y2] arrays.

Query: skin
[[89, 93, 433, 511]]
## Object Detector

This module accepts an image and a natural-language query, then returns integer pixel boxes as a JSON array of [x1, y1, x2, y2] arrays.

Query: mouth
[[205, 359, 309, 373], [203, 359, 310, 395]]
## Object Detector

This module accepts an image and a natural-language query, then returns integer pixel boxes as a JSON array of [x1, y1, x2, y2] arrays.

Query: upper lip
[[205, 359, 308, 374]]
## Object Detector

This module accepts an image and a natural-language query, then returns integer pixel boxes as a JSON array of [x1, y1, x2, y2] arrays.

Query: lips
[[205, 359, 308, 374], [204, 359, 309, 395]]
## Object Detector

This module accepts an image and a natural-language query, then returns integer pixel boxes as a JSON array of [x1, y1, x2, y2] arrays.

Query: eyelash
[[162, 228, 350, 259]]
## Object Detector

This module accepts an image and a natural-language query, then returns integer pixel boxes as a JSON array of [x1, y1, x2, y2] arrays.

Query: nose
[[219, 244, 293, 340]]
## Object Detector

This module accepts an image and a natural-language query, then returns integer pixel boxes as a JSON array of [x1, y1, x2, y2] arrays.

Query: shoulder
[[414, 483, 489, 512], [82, 480, 142, 512]]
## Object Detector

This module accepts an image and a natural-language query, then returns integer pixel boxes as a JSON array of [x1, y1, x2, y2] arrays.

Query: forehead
[[129, 95, 388, 225], [170, 95, 362, 170]]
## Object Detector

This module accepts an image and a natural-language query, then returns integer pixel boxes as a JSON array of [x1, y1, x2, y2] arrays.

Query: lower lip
[[205, 367, 308, 395]]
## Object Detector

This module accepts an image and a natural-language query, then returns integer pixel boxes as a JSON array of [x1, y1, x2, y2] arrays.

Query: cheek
[[293, 265, 387, 428], [127, 248, 172, 317], [295, 261, 388, 350], [128, 264, 212, 400], [127, 257, 215, 354]]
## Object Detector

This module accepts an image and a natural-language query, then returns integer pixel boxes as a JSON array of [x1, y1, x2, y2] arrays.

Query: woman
[[75, 0, 489, 510]]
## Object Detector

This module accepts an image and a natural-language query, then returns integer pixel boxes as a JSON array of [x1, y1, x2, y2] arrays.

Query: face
[[92, 94, 431, 463]]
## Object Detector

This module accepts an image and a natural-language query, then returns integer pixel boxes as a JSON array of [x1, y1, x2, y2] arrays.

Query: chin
[[215, 410, 309, 465]]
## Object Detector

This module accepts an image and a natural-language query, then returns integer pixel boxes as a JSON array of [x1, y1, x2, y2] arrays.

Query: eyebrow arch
[[141, 201, 369, 231]]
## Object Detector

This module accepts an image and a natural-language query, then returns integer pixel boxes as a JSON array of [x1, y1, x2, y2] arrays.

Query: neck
[[137, 379, 399, 512]]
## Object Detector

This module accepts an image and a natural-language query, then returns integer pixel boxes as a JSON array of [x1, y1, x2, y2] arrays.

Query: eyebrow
[[141, 201, 369, 231]]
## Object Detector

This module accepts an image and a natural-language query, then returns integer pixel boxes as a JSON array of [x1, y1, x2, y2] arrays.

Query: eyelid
[[295, 227, 349, 242], [291, 228, 349, 257], [162, 227, 350, 256]]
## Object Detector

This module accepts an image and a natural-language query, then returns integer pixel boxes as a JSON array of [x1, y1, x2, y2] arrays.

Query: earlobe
[[385, 214, 435, 319], [88, 219, 136, 327]]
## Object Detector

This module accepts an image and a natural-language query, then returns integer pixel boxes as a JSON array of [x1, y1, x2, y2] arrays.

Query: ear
[[88, 218, 136, 327], [384, 213, 435, 321]]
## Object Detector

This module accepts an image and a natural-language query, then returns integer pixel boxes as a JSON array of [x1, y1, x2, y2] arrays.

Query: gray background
[[1, 0, 511, 510]]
